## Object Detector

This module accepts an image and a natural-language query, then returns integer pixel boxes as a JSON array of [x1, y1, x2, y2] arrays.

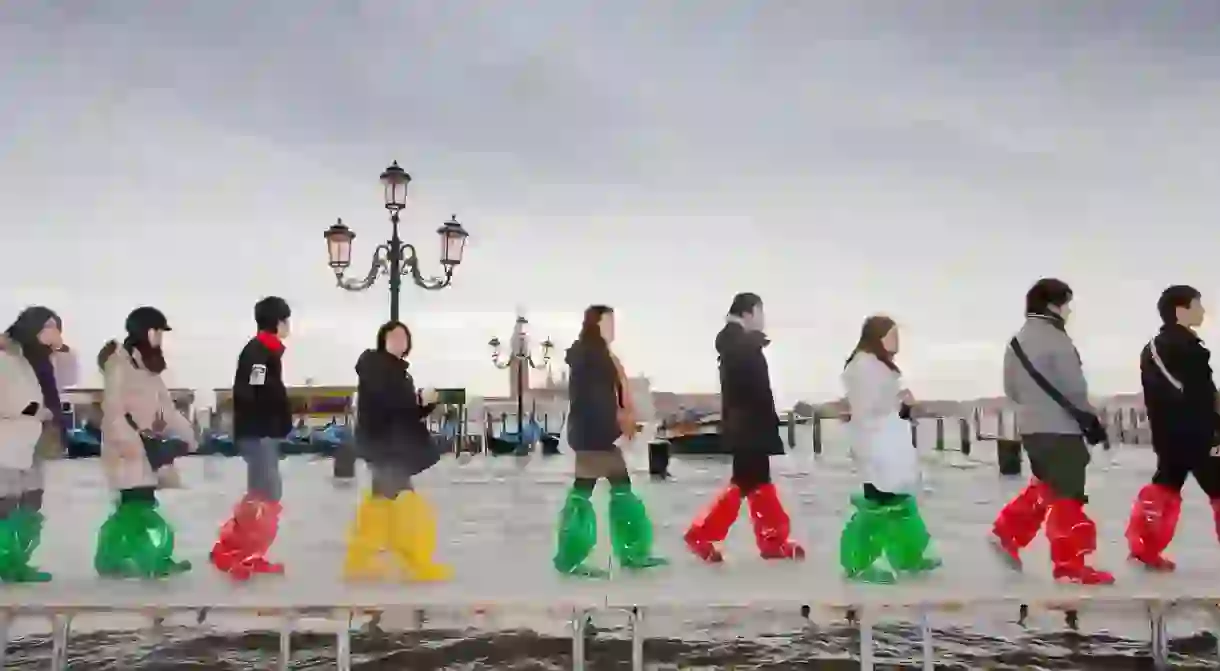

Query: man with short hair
[[1126, 285, 1220, 571], [683, 292, 805, 563], [991, 278, 1113, 585]]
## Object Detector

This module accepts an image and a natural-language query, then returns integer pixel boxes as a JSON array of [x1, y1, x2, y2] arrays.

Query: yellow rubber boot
[[390, 491, 453, 581], [343, 494, 393, 581]]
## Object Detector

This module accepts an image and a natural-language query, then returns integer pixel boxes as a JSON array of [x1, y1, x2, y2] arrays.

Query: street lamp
[[323, 161, 470, 321], [489, 315, 553, 452]]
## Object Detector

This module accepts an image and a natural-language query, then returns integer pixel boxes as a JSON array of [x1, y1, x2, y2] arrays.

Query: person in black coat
[[552, 305, 666, 576], [344, 320, 451, 581], [683, 292, 805, 563], [1126, 285, 1220, 571], [210, 296, 293, 580]]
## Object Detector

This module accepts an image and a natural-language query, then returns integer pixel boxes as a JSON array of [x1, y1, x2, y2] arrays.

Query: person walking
[[94, 307, 195, 578], [1126, 285, 1220, 571], [838, 315, 940, 583], [210, 296, 294, 580], [683, 292, 804, 563], [553, 305, 666, 576], [990, 279, 1113, 585], [344, 320, 451, 581], [0, 306, 77, 582]]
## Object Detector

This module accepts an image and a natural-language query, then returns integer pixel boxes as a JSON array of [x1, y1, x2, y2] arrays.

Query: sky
[[2, 1, 1219, 408]]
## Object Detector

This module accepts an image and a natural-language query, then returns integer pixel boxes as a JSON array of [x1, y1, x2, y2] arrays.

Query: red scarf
[[256, 331, 285, 354]]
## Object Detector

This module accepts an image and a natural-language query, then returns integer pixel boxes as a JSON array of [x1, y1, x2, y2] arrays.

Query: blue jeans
[[237, 438, 282, 502]]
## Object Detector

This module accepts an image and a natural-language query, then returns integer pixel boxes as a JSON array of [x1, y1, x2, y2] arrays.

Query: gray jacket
[[1003, 315, 1095, 436]]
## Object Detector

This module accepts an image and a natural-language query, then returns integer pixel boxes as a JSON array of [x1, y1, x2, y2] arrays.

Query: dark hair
[[1025, 278, 1073, 315], [376, 320, 412, 357], [254, 296, 291, 332], [728, 292, 763, 317], [1157, 285, 1201, 325], [845, 315, 900, 373], [578, 305, 614, 344]]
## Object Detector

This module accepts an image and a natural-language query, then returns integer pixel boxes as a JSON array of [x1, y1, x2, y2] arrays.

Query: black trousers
[[1151, 448, 1220, 498], [731, 452, 772, 495]]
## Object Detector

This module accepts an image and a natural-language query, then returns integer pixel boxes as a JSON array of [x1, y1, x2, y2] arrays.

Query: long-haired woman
[[95, 307, 195, 578], [345, 320, 451, 581], [553, 305, 666, 576], [0, 306, 77, 582], [839, 315, 940, 583]]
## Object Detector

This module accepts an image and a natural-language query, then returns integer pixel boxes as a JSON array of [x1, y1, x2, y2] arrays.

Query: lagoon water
[[5, 424, 1220, 669]]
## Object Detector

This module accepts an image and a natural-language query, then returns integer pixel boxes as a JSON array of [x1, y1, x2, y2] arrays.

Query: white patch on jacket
[[841, 352, 919, 494]]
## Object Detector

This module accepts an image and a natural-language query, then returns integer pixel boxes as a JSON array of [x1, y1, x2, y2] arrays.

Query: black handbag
[[1009, 338, 1108, 446], [127, 413, 190, 470]]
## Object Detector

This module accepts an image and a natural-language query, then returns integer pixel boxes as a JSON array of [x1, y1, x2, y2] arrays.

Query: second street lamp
[[489, 315, 553, 453], [323, 161, 470, 321]]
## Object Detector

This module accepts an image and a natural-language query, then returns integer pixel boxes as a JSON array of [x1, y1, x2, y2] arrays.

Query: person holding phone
[[0, 306, 76, 582], [990, 278, 1113, 585], [210, 296, 293, 580], [553, 305, 666, 576], [94, 307, 195, 578], [1126, 285, 1220, 571], [344, 320, 451, 581]]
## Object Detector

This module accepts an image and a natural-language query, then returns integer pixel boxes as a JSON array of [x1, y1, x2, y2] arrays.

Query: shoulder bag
[[1009, 338, 1108, 445]]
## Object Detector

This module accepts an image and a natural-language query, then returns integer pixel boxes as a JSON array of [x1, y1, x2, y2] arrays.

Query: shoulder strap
[[1009, 337, 1083, 415], [1147, 337, 1183, 392]]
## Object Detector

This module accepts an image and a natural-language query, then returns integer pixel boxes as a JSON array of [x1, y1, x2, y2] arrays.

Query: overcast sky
[[2, 1, 1218, 406]]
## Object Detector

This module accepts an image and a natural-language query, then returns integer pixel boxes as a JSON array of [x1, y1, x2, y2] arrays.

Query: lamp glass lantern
[[380, 161, 411, 211], [439, 215, 469, 267], [324, 220, 356, 269]]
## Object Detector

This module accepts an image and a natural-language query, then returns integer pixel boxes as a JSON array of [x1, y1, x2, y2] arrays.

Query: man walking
[[683, 292, 804, 563], [1126, 285, 1220, 570]]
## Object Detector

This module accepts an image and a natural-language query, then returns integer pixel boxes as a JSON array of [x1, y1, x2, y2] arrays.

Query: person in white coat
[[839, 315, 940, 583], [0, 306, 78, 583]]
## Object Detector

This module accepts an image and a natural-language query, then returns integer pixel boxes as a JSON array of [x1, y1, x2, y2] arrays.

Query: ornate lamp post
[[489, 314, 553, 450], [323, 161, 470, 321]]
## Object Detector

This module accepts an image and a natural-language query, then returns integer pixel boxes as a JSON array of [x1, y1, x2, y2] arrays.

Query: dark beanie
[[254, 296, 291, 332], [125, 306, 171, 336]]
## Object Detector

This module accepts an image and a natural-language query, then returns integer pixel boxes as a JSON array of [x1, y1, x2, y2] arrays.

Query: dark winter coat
[[716, 321, 782, 455], [564, 338, 623, 452], [354, 349, 440, 475], [231, 333, 293, 440], [1142, 324, 1220, 456]]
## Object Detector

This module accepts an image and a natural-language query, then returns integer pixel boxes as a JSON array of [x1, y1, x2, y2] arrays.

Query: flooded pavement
[[5, 431, 1220, 668]]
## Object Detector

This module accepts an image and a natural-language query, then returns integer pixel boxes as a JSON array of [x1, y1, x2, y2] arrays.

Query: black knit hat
[[125, 306, 171, 335], [6, 306, 61, 344], [254, 296, 291, 332]]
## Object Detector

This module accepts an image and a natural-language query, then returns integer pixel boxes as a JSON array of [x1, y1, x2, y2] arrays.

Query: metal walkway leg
[[859, 607, 874, 671], [0, 611, 10, 668], [50, 613, 72, 671], [1149, 604, 1169, 669], [919, 610, 934, 671], [571, 609, 588, 671], [335, 608, 352, 671], [629, 607, 644, 671], [279, 614, 294, 671]]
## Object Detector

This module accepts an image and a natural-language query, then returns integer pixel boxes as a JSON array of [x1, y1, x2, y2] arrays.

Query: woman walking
[[0, 306, 77, 582], [553, 305, 666, 577], [344, 320, 451, 581], [839, 315, 940, 583], [95, 307, 195, 578]]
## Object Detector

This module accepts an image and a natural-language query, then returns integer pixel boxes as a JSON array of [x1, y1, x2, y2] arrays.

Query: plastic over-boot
[[96, 501, 191, 578], [1125, 483, 1181, 571], [209, 495, 285, 580], [885, 496, 942, 574], [840, 494, 894, 584], [1046, 498, 1114, 585], [746, 483, 805, 560], [683, 484, 742, 563], [608, 482, 668, 570], [0, 508, 51, 583], [990, 478, 1051, 570], [389, 491, 452, 581], [344, 493, 394, 581], [553, 487, 606, 577]]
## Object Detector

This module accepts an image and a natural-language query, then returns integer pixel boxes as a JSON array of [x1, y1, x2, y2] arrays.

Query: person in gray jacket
[[989, 278, 1114, 585]]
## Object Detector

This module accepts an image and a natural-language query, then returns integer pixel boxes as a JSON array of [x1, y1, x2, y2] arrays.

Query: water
[[5, 435, 1220, 669]]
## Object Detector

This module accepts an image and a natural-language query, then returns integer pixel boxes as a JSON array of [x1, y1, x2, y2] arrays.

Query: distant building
[[212, 385, 355, 431]]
